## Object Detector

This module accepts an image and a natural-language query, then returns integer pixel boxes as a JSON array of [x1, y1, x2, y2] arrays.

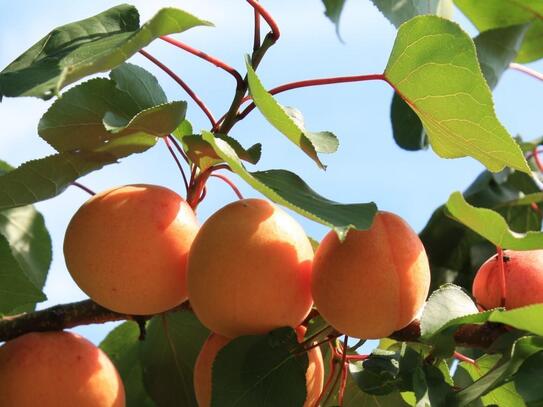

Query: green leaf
[[202, 131, 377, 239], [390, 23, 526, 152], [245, 59, 338, 169], [514, 351, 543, 406], [0, 5, 212, 99], [350, 350, 401, 395], [370, 0, 440, 28], [0, 151, 117, 210], [475, 24, 529, 90], [181, 133, 261, 171], [39, 63, 186, 153], [454, 354, 526, 407], [420, 169, 541, 292], [412, 364, 454, 407], [446, 191, 543, 250], [211, 327, 308, 407], [322, 0, 347, 34], [0, 233, 46, 314], [455, 0, 543, 63], [384, 15, 530, 174], [453, 336, 543, 405], [141, 310, 209, 407], [420, 284, 479, 338], [100, 322, 154, 407]]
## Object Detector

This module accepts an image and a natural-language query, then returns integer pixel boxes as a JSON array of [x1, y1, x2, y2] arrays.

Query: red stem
[[163, 137, 189, 192], [210, 173, 244, 200], [453, 351, 476, 366], [166, 135, 190, 165], [510, 63, 543, 82], [253, 5, 261, 51], [138, 49, 217, 128], [314, 342, 338, 407], [71, 182, 95, 196], [338, 336, 349, 406], [533, 146, 543, 172], [160, 36, 243, 88], [496, 247, 507, 308], [246, 0, 280, 41], [237, 73, 386, 119]]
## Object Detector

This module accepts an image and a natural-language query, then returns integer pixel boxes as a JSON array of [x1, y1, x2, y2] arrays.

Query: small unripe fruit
[[0, 331, 125, 407], [193, 328, 323, 407], [473, 249, 543, 310], [64, 184, 199, 315], [311, 211, 431, 339], [187, 199, 313, 338]]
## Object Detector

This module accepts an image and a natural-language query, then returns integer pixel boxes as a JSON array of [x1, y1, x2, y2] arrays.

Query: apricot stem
[[138, 49, 217, 128], [253, 4, 261, 51], [533, 146, 543, 173], [163, 137, 189, 192], [453, 351, 476, 366], [167, 135, 190, 165], [338, 336, 349, 406], [510, 63, 543, 82], [160, 36, 244, 88], [71, 182, 95, 196], [210, 173, 244, 199], [246, 0, 280, 41], [314, 342, 339, 407], [496, 247, 507, 308]]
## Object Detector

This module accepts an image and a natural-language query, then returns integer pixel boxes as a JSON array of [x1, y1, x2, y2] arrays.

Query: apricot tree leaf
[[0, 4, 211, 99], [212, 327, 308, 407], [245, 59, 338, 169], [0, 234, 46, 314], [370, 0, 440, 27], [202, 131, 377, 240], [39, 63, 185, 153], [446, 191, 543, 250], [141, 310, 209, 407], [455, 0, 543, 63], [384, 16, 530, 174]]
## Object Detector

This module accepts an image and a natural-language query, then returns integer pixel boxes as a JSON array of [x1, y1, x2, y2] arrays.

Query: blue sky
[[1, 1, 542, 345]]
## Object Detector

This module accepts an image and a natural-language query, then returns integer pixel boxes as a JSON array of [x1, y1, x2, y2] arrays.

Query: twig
[[210, 173, 244, 199], [510, 63, 543, 82], [163, 137, 189, 192], [71, 182, 95, 196], [246, 0, 280, 41]]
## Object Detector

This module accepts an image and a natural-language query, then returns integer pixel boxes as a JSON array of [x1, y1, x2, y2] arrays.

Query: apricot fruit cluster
[[0, 331, 125, 407]]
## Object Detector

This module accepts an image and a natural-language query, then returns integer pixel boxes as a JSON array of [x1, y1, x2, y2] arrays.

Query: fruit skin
[[473, 250, 543, 310], [0, 331, 125, 407], [187, 198, 314, 338], [311, 211, 431, 339], [64, 184, 199, 315], [193, 327, 324, 407]]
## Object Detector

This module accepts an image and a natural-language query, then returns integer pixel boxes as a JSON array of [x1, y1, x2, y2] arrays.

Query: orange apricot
[[473, 249, 543, 310], [64, 184, 199, 315], [187, 198, 313, 338], [311, 211, 431, 339], [193, 328, 323, 407], [0, 331, 125, 407]]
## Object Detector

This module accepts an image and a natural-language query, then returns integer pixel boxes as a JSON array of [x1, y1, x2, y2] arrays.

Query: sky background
[[1, 1, 542, 346]]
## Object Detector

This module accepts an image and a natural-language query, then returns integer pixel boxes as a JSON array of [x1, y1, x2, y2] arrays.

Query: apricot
[[0, 331, 125, 407], [311, 211, 431, 339], [473, 249, 543, 310], [64, 184, 199, 315], [193, 327, 324, 407], [187, 198, 313, 338]]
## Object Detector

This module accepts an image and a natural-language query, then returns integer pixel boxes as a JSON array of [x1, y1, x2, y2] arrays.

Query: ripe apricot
[[187, 199, 313, 338], [473, 249, 543, 310], [0, 331, 125, 407], [193, 327, 323, 407], [311, 211, 431, 339], [64, 184, 199, 315]]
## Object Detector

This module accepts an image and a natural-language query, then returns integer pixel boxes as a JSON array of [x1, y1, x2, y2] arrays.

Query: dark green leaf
[[413, 364, 454, 407], [454, 354, 525, 406], [453, 336, 543, 405], [370, 0, 440, 28], [202, 131, 377, 240], [420, 284, 479, 338], [390, 93, 428, 151], [141, 310, 209, 407], [245, 59, 338, 169], [454, 0, 543, 63], [514, 351, 543, 406], [322, 0, 347, 32], [0, 233, 46, 313], [0, 5, 212, 99], [0, 151, 119, 210], [446, 191, 543, 250], [39, 63, 185, 153], [211, 327, 308, 407], [475, 24, 529, 89], [384, 16, 530, 174], [100, 322, 154, 407], [351, 349, 401, 395]]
